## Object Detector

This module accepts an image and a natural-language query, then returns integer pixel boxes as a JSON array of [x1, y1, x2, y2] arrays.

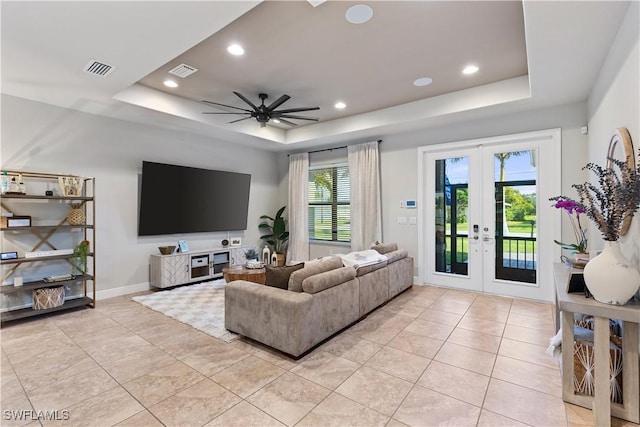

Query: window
[[308, 165, 350, 242]]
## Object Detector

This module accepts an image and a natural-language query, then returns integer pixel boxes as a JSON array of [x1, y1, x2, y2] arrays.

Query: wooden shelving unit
[[0, 170, 96, 322]]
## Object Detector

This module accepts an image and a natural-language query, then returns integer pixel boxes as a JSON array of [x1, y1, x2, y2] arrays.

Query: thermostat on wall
[[405, 200, 416, 208]]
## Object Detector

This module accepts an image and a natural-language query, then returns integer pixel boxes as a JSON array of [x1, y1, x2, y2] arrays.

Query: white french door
[[418, 129, 561, 301]]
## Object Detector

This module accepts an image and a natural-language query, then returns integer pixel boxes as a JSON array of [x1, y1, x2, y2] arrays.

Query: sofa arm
[[225, 280, 313, 356], [386, 249, 408, 264], [302, 266, 356, 294]]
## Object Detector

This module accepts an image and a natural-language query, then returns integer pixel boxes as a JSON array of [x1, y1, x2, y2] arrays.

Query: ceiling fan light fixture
[[272, 119, 281, 123], [227, 44, 245, 56], [345, 4, 373, 24], [413, 77, 433, 87], [334, 101, 346, 109], [463, 65, 479, 75], [163, 79, 178, 88]]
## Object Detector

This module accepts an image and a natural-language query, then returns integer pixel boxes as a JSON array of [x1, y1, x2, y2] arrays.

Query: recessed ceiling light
[[463, 65, 479, 75], [334, 101, 346, 109], [227, 44, 245, 56], [163, 79, 178, 88], [345, 4, 373, 24], [413, 77, 433, 87]]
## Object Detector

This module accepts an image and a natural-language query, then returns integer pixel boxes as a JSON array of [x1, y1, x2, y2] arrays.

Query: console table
[[553, 263, 639, 426]]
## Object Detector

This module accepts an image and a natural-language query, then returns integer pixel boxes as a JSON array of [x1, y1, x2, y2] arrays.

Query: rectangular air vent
[[169, 63, 198, 78], [83, 60, 115, 77]]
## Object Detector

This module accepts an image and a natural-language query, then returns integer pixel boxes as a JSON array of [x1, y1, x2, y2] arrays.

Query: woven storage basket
[[33, 286, 65, 310], [573, 338, 623, 404]]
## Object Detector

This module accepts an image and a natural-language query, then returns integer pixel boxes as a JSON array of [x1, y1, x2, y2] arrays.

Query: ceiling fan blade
[[201, 100, 253, 112], [273, 106, 320, 114], [266, 95, 290, 111], [277, 118, 298, 127], [228, 116, 253, 124], [202, 112, 251, 115], [233, 91, 259, 110], [278, 114, 319, 121]]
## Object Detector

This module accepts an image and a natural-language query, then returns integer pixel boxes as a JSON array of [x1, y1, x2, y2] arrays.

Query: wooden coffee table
[[222, 266, 266, 285]]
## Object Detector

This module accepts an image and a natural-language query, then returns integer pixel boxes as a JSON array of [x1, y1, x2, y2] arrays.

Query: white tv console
[[149, 246, 247, 288]]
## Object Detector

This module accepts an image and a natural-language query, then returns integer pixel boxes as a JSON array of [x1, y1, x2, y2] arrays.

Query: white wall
[[587, 1, 639, 268], [1, 95, 279, 295], [279, 101, 589, 278]]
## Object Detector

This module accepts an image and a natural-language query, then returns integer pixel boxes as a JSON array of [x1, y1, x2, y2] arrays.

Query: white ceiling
[[1, 1, 631, 152]]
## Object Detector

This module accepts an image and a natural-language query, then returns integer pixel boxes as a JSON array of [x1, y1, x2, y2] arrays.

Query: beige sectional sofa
[[225, 243, 413, 357]]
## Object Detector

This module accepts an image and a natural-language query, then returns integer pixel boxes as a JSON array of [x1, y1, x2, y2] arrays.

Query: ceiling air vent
[[83, 60, 115, 77], [169, 63, 198, 78]]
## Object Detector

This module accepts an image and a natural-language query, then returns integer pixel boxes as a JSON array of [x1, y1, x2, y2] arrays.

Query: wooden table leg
[[561, 311, 575, 402], [593, 316, 611, 427]]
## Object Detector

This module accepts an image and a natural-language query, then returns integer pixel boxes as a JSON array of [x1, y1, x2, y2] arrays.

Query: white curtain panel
[[348, 141, 382, 251], [287, 152, 309, 263]]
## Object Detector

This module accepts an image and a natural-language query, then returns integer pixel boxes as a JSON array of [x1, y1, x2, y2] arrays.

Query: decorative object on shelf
[[0, 251, 18, 260], [158, 246, 176, 255], [71, 241, 89, 275], [221, 239, 229, 247], [583, 241, 640, 305], [259, 206, 289, 267], [13, 276, 23, 287], [245, 260, 264, 269], [33, 286, 65, 310], [244, 248, 259, 261], [66, 203, 85, 225], [58, 176, 83, 196], [45, 190, 53, 196], [262, 246, 271, 265], [271, 252, 278, 266], [230, 237, 242, 247], [178, 240, 189, 253], [1, 215, 31, 228], [550, 198, 588, 254], [551, 128, 640, 305]]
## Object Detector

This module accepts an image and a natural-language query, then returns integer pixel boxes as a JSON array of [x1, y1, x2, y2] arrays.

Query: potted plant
[[550, 150, 640, 304], [71, 240, 89, 276], [244, 248, 259, 261], [259, 206, 289, 266]]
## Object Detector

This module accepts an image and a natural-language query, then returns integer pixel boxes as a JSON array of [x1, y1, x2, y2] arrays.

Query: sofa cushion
[[288, 256, 343, 292], [302, 266, 356, 294], [356, 260, 388, 277], [371, 242, 398, 254], [265, 263, 304, 289], [385, 249, 408, 264]]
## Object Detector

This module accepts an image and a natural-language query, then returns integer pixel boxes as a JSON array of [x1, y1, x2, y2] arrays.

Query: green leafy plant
[[259, 206, 289, 254], [71, 240, 89, 275]]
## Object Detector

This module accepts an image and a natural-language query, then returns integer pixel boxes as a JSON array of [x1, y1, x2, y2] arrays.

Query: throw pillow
[[265, 263, 304, 289]]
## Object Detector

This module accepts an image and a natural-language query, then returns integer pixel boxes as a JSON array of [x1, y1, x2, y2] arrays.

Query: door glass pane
[[494, 150, 537, 283], [435, 157, 469, 275]]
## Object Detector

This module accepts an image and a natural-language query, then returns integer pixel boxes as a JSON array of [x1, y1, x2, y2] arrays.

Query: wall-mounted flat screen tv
[[138, 161, 251, 236]]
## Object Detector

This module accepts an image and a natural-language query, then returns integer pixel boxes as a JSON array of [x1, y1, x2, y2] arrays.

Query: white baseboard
[[96, 282, 150, 300]]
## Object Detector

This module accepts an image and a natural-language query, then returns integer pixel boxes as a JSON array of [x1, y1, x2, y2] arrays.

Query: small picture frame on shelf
[[178, 240, 189, 253], [230, 237, 242, 247]]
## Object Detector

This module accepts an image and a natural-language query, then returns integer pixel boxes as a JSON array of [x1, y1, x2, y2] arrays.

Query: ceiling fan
[[202, 92, 319, 127]]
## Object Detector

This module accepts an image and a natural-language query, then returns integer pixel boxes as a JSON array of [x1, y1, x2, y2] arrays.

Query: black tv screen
[[138, 161, 251, 236]]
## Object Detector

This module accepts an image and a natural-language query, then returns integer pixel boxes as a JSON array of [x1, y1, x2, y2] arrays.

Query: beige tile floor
[[1, 285, 637, 427]]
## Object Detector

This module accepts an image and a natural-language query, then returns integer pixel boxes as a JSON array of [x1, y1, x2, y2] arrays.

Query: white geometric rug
[[132, 279, 239, 343]]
